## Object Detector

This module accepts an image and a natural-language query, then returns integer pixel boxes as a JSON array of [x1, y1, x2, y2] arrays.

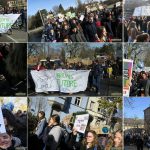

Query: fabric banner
[[0, 14, 20, 33], [123, 59, 133, 97], [74, 114, 89, 134], [31, 69, 90, 93], [0, 108, 6, 133], [133, 6, 150, 16]]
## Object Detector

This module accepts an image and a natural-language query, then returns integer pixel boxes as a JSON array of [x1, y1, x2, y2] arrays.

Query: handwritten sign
[[0, 14, 20, 33], [31, 69, 90, 93], [74, 114, 89, 134]]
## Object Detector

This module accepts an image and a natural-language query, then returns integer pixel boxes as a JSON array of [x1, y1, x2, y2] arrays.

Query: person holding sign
[[68, 130, 101, 150]]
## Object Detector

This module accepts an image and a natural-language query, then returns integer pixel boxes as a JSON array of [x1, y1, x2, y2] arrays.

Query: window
[[74, 97, 82, 106], [89, 101, 95, 110], [98, 104, 101, 112]]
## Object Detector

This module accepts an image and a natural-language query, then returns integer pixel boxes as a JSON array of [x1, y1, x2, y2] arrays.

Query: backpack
[[57, 128, 69, 150]]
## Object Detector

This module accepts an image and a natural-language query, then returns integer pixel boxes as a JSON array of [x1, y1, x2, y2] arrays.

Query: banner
[[74, 114, 89, 133], [31, 69, 90, 93], [133, 6, 150, 16], [0, 108, 6, 133], [0, 14, 20, 33], [123, 59, 133, 97]]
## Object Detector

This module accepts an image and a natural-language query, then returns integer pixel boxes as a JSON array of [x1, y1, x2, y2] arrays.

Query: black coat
[[84, 22, 97, 42]]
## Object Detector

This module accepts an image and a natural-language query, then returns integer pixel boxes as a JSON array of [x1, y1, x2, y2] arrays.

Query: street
[[28, 76, 122, 96], [0, 29, 27, 42]]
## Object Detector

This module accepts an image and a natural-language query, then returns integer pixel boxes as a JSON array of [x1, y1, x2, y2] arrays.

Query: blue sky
[[28, 0, 105, 16], [124, 97, 150, 119], [28, 0, 85, 15]]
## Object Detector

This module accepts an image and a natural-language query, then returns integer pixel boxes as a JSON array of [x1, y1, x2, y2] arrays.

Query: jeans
[[93, 76, 100, 93]]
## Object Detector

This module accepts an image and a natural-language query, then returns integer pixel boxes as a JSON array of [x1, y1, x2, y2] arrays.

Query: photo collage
[[0, 0, 150, 150]]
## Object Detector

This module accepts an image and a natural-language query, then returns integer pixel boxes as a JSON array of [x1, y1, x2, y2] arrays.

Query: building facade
[[144, 107, 150, 134], [7, 0, 27, 10], [29, 96, 89, 122]]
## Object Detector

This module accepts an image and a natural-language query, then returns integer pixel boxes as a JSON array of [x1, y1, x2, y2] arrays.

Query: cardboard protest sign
[[0, 108, 6, 133], [0, 14, 20, 33], [74, 114, 89, 134], [31, 69, 90, 93], [123, 59, 133, 97]]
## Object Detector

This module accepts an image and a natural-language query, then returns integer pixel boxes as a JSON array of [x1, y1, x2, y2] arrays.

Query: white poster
[[0, 108, 6, 133], [133, 6, 150, 16], [31, 70, 59, 93], [74, 114, 89, 134], [31, 69, 90, 93], [0, 14, 20, 33], [55, 69, 90, 93]]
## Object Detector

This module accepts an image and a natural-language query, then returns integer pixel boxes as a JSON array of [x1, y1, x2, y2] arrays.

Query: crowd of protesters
[[42, 5, 122, 42], [124, 16, 150, 42], [0, 103, 27, 150], [0, 43, 27, 96], [29, 112, 122, 150], [28, 57, 122, 95], [125, 131, 150, 150], [129, 71, 150, 96]]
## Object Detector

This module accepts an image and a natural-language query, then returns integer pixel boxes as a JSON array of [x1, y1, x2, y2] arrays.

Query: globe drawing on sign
[[102, 127, 109, 133]]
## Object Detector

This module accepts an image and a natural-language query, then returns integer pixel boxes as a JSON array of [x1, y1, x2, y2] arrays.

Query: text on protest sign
[[0, 14, 20, 33], [31, 69, 90, 93], [0, 108, 6, 133], [73, 114, 89, 134]]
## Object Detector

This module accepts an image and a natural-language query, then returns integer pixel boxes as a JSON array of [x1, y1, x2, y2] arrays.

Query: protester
[[93, 60, 102, 95], [45, 114, 65, 150], [35, 111, 47, 139], [111, 130, 123, 150], [2, 108, 27, 147], [34, 61, 46, 71], [28, 113, 44, 150], [129, 71, 150, 96], [125, 16, 150, 42], [41, 6, 122, 42]]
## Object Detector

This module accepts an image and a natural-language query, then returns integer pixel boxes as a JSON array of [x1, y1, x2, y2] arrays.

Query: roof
[[144, 106, 150, 112]]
